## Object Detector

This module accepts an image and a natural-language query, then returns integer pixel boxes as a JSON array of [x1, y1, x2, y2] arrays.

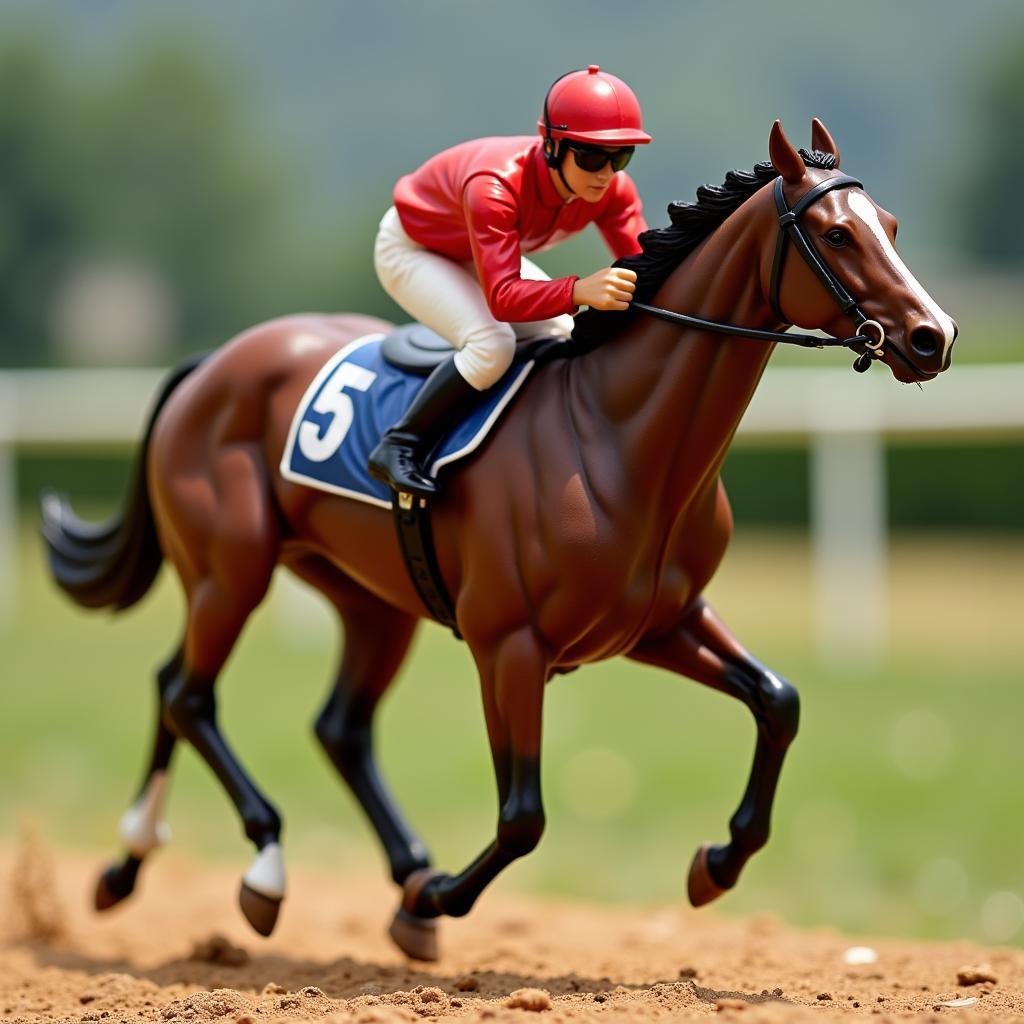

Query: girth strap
[[392, 494, 462, 638]]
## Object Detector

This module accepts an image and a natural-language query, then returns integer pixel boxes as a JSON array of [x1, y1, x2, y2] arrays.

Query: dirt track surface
[[3, 845, 1024, 1024]]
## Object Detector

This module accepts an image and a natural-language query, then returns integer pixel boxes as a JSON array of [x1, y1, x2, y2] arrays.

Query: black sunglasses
[[565, 143, 635, 173]]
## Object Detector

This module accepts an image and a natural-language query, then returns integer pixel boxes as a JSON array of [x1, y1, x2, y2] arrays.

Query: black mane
[[570, 149, 837, 346]]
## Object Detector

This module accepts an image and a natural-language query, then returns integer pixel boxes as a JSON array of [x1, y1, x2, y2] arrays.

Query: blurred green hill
[[1, 0, 1023, 366]]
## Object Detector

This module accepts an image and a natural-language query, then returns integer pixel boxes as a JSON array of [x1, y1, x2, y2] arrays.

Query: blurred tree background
[[0, 27, 387, 367], [961, 33, 1024, 268], [1, 0, 1022, 368]]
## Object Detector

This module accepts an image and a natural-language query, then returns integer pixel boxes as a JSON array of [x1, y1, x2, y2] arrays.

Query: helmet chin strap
[[554, 143, 577, 199]]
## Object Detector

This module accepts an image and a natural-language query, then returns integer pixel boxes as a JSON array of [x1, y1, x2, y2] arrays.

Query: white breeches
[[374, 206, 575, 390]]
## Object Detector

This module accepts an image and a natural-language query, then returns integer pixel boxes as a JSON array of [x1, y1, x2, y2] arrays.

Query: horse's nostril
[[910, 326, 940, 359]]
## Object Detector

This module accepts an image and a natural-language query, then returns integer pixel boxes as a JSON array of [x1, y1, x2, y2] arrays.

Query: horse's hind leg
[[629, 598, 800, 906], [95, 648, 182, 911], [161, 578, 288, 935], [155, 443, 286, 935]]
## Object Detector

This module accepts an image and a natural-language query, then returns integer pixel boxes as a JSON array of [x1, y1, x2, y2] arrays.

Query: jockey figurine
[[368, 65, 652, 498]]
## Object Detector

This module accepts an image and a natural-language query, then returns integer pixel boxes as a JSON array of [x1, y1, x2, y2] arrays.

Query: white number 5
[[298, 361, 377, 463]]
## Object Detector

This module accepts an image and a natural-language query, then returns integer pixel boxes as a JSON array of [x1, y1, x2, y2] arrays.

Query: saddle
[[380, 322, 569, 375]]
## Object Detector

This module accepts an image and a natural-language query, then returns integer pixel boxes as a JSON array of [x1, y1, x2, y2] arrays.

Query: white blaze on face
[[846, 191, 956, 358]]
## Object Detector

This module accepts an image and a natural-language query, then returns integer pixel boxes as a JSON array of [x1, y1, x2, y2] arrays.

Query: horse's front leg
[[629, 598, 800, 905], [389, 626, 547, 959]]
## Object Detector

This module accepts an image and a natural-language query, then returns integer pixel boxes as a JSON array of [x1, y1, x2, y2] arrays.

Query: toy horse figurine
[[42, 120, 955, 961]]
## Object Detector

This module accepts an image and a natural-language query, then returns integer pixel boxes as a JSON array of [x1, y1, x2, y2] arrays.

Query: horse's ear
[[769, 120, 804, 183], [810, 117, 841, 167]]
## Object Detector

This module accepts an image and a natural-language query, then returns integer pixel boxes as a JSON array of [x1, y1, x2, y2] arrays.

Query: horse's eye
[[824, 228, 850, 248]]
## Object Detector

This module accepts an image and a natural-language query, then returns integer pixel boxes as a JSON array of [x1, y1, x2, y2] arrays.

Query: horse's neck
[[576, 192, 775, 512]]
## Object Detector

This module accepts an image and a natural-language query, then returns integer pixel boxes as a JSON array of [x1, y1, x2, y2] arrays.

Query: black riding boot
[[368, 356, 481, 498]]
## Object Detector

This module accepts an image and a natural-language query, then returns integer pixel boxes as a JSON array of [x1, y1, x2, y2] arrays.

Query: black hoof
[[94, 858, 140, 912], [239, 882, 281, 937], [388, 906, 439, 961]]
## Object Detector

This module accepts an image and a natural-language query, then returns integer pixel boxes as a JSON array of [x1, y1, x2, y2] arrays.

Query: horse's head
[[765, 119, 957, 383]]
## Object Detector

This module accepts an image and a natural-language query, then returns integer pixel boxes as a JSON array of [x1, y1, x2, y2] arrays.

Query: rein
[[632, 173, 887, 374]]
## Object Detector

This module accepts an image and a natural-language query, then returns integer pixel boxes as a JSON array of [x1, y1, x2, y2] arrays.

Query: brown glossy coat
[[56, 121, 956, 950]]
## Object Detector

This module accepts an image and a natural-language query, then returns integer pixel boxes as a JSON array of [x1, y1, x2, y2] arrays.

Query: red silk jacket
[[393, 136, 647, 324]]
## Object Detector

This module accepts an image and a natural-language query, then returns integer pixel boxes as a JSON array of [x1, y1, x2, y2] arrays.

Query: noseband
[[633, 171, 887, 373]]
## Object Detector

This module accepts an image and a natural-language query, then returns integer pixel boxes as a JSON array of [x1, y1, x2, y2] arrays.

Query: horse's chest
[[547, 550, 694, 665], [515, 456, 715, 663]]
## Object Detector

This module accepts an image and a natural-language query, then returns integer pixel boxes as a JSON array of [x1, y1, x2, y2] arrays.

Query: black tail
[[40, 353, 208, 611]]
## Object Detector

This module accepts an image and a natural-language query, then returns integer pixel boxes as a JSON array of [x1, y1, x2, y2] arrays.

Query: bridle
[[632, 171, 888, 374]]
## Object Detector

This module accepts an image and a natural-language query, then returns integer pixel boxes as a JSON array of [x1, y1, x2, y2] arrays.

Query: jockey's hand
[[572, 268, 637, 312]]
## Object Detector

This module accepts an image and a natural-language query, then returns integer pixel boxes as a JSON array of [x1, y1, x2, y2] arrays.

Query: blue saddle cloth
[[279, 331, 536, 508]]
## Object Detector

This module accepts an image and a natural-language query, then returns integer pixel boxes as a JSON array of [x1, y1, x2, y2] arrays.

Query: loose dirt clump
[[504, 988, 551, 1011], [958, 964, 999, 986], [190, 935, 250, 966]]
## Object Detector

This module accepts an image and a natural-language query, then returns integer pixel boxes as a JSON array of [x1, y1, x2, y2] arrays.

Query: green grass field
[[2, 515, 1022, 947]]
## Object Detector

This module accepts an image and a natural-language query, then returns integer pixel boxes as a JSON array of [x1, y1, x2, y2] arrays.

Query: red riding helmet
[[538, 65, 653, 154]]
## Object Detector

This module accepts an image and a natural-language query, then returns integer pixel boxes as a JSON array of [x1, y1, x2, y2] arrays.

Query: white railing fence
[[2, 364, 1022, 662]]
